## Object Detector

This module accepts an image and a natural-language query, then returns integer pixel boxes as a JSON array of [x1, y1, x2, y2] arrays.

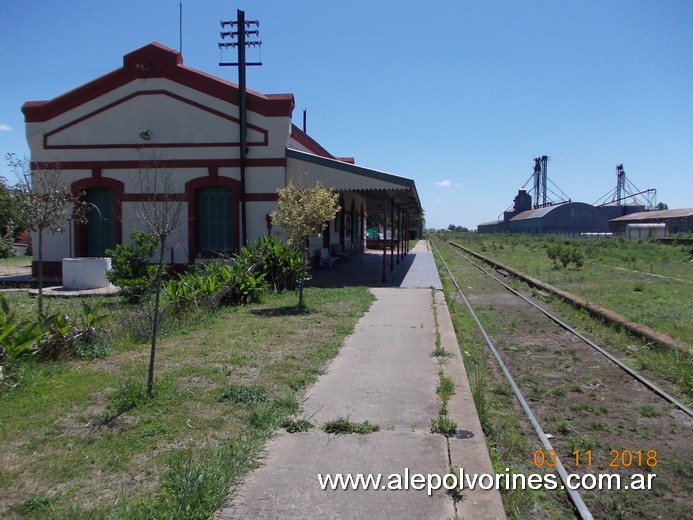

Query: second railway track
[[430, 237, 692, 520]]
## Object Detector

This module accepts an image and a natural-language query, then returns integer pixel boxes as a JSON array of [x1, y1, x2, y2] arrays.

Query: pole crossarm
[[217, 9, 263, 248]]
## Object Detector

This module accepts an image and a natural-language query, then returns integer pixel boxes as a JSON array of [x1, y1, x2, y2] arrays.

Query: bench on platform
[[320, 247, 339, 268]]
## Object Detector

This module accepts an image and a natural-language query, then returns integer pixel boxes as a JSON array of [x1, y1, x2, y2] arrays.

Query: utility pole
[[219, 9, 262, 247]]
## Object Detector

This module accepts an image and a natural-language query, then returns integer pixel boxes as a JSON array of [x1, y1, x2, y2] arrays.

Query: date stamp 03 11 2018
[[533, 449, 658, 469]]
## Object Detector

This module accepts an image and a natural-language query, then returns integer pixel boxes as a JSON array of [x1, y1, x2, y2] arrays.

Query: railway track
[[430, 237, 692, 520]]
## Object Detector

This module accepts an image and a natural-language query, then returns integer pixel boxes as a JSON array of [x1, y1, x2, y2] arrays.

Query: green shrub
[[69, 328, 112, 360], [165, 256, 268, 311], [241, 235, 306, 292], [546, 243, 584, 270], [106, 231, 159, 304], [0, 231, 14, 258], [0, 295, 43, 383], [570, 246, 585, 269]]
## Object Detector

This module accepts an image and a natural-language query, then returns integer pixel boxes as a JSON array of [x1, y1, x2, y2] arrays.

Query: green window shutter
[[86, 187, 116, 257], [197, 187, 232, 253]]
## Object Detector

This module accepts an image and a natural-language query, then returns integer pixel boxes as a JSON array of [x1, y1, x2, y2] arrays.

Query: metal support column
[[382, 195, 387, 283]]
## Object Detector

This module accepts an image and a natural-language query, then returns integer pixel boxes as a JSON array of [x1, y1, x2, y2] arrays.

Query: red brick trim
[[23, 42, 294, 122], [30, 158, 287, 170], [43, 90, 269, 150]]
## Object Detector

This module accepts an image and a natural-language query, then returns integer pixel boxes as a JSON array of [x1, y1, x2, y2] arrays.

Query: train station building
[[22, 42, 422, 278]]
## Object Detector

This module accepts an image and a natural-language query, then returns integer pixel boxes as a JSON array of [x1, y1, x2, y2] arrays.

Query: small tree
[[7, 154, 85, 316], [135, 157, 182, 397], [271, 180, 340, 308]]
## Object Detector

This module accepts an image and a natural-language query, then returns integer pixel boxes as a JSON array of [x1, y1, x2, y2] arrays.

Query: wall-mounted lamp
[[139, 129, 152, 140]]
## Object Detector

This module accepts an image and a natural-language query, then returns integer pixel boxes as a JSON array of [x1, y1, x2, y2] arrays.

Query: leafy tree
[[7, 154, 85, 316], [656, 202, 668, 211], [271, 180, 340, 308]]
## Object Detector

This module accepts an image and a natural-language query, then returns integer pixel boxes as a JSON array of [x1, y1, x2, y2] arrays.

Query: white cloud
[[0, 123, 12, 132], [434, 179, 452, 187]]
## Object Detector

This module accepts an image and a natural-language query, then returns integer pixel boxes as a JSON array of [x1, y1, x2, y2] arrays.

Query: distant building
[[609, 208, 693, 235], [478, 189, 609, 235], [507, 202, 609, 235]]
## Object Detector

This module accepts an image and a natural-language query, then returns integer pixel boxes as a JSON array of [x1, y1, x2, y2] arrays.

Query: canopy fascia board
[[286, 148, 421, 212]]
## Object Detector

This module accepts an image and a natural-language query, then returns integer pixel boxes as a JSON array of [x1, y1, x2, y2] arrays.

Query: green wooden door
[[197, 187, 232, 254], [86, 188, 116, 257]]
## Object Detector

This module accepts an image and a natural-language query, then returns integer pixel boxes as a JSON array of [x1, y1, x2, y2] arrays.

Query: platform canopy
[[286, 148, 422, 214]]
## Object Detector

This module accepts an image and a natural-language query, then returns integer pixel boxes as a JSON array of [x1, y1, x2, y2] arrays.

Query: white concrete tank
[[62, 257, 112, 290]]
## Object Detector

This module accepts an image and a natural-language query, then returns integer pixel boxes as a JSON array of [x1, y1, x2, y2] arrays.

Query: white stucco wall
[[26, 78, 292, 164]]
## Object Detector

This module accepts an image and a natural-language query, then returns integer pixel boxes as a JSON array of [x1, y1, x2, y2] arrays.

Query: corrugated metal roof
[[610, 208, 693, 221], [478, 219, 503, 227], [510, 204, 564, 221], [286, 148, 421, 212]]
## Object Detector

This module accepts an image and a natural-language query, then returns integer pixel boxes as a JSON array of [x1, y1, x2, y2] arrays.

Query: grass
[[0, 285, 373, 518], [443, 233, 693, 344], [433, 235, 693, 519]]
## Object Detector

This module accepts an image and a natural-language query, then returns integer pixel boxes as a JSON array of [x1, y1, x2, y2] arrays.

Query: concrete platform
[[306, 241, 441, 289], [214, 241, 506, 520]]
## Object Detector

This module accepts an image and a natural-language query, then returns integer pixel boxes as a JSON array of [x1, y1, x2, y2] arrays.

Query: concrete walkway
[[214, 241, 506, 519]]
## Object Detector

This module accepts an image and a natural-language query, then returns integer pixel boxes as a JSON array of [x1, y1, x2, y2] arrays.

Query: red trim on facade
[[290, 124, 335, 159], [121, 193, 186, 202], [71, 177, 125, 257], [30, 158, 287, 170], [185, 176, 241, 262], [245, 193, 278, 202], [43, 90, 269, 150], [22, 43, 294, 123]]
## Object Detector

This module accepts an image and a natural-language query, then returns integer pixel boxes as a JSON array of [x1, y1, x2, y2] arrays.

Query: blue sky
[[1, 0, 691, 229]]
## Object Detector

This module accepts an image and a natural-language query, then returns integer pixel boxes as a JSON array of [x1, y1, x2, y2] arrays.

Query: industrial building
[[475, 160, 681, 237], [609, 208, 693, 236]]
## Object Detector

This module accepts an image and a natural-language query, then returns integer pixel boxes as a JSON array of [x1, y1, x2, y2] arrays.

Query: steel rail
[[443, 240, 693, 419], [431, 240, 594, 520]]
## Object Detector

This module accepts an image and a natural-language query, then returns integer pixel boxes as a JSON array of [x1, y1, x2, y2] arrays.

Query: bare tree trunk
[[298, 249, 307, 309], [147, 238, 166, 397], [37, 226, 44, 317]]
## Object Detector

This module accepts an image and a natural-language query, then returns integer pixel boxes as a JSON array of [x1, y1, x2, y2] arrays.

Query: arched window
[[197, 187, 232, 254]]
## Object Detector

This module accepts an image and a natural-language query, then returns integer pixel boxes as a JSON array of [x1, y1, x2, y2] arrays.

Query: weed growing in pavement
[[322, 417, 380, 434], [282, 418, 313, 433], [430, 416, 458, 437], [436, 370, 455, 402], [431, 291, 451, 358]]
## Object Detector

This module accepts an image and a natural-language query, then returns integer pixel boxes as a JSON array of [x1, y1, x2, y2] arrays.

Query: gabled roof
[[289, 124, 355, 164], [23, 42, 295, 122], [609, 208, 693, 221], [289, 124, 336, 159]]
